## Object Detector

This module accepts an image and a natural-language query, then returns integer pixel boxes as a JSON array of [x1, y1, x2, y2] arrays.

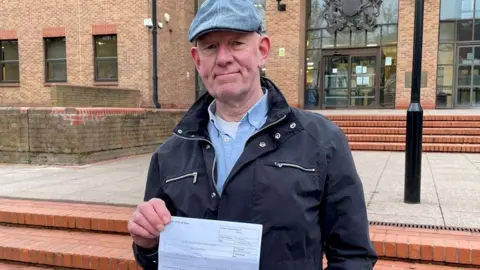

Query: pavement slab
[[1, 151, 480, 229]]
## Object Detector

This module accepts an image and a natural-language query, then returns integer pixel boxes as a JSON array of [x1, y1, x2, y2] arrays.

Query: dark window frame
[[93, 34, 118, 82], [44, 37, 67, 83], [0, 39, 20, 83]]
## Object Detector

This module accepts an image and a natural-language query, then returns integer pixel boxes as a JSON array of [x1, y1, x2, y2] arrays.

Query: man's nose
[[216, 44, 233, 65]]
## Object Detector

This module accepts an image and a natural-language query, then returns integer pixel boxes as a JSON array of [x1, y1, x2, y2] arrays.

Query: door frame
[[319, 47, 382, 109]]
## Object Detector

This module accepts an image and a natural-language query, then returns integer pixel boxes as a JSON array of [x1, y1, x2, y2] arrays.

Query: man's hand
[[128, 198, 172, 249]]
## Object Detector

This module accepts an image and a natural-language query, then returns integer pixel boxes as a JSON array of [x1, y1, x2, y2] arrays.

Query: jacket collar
[[173, 77, 291, 139]]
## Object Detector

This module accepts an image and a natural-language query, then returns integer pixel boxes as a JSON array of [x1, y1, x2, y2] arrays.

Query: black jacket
[[133, 77, 378, 269]]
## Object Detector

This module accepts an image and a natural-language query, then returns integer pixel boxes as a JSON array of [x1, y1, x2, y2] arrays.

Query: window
[[0, 40, 20, 83], [94, 35, 118, 81], [44, 37, 67, 82]]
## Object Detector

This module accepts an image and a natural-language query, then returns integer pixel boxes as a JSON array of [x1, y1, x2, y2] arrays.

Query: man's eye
[[203, 44, 216, 50], [232, 41, 243, 46]]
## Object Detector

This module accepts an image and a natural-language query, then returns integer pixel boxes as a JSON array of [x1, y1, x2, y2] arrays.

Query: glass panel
[[437, 65, 454, 86], [439, 22, 455, 42], [473, 65, 480, 85], [459, 46, 474, 64], [1, 62, 20, 82], [473, 87, 480, 106], [366, 27, 381, 46], [457, 20, 473, 41], [96, 59, 118, 80], [0, 40, 19, 61], [438, 44, 454, 65], [323, 56, 349, 107], [94, 35, 117, 57], [307, 30, 322, 49], [436, 86, 453, 108], [307, 0, 327, 29], [477, 0, 480, 17], [381, 25, 397, 45], [457, 87, 471, 105], [46, 61, 67, 81], [305, 69, 320, 109], [306, 50, 321, 69], [377, 0, 399, 24], [440, 0, 474, 20], [475, 20, 480, 40], [351, 30, 365, 47], [336, 29, 350, 47], [322, 30, 334, 48], [380, 87, 396, 108], [350, 56, 376, 107], [252, 0, 266, 33], [380, 46, 397, 87], [45, 38, 66, 59], [458, 65, 472, 85]]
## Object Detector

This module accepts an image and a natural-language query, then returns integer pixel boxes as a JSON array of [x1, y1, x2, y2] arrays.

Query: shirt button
[[211, 192, 216, 198], [275, 133, 281, 139], [224, 137, 229, 143], [290, 122, 296, 129], [259, 142, 266, 147]]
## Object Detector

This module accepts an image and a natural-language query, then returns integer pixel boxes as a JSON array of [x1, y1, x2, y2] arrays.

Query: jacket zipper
[[165, 172, 198, 184], [274, 162, 315, 172], [173, 133, 219, 197]]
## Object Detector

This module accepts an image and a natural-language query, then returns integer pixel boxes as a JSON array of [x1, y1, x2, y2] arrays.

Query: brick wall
[[50, 85, 141, 107], [0, 0, 196, 108], [396, 0, 440, 109], [0, 107, 185, 165], [265, 0, 306, 108]]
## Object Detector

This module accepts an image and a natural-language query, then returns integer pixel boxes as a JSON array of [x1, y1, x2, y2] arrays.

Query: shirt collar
[[208, 88, 269, 131]]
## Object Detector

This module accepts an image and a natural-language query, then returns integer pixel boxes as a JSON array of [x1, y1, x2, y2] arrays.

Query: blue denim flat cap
[[188, 0, 262, 43]]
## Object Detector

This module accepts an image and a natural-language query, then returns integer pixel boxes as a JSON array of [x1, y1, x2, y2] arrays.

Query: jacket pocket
[[270, 161, 316, 172], [165, 171, 198, 184]]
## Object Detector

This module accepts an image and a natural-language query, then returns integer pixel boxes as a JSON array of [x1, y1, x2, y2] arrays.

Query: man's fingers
[[150, 198, 172, 224], [133, 210, 160, 236], [128, 219, 157, 239]]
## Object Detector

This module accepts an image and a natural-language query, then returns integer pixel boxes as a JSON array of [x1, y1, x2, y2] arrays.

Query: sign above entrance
[[323, 0, 383, 34]]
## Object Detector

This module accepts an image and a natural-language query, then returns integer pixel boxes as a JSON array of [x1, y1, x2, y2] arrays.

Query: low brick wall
[[0, 107, 186, 165], [50, 85, 142, 108]]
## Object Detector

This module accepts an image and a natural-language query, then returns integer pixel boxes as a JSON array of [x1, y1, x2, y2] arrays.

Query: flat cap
[[188, 0, 262, 43]]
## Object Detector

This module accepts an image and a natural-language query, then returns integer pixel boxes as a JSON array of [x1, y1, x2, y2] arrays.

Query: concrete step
[[349, 142, 480, 152], [0, 199, 479, 269], [347, 134, 480, 144]]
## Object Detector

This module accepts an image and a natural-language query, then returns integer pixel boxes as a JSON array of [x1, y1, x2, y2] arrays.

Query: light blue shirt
[[207, 90, 269, 194]]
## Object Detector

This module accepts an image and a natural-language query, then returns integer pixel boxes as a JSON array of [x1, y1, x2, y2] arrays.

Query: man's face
[[190, 31, 270, 103]]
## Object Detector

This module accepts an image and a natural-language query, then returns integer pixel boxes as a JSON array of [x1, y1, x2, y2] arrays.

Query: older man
[[128, 0, 378, 269]]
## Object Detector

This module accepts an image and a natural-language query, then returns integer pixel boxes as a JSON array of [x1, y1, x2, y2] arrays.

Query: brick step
[[0, 198, 132, 234], [347, 134, 480, 144], [0, 225, 139, 270], [341, 127, 480, 135], [373, 260, 473, 269], [335, 121, 480, 128], [0, 262, 55, 269], [349, 142, 480, 152], [323, 115, 480, 122]]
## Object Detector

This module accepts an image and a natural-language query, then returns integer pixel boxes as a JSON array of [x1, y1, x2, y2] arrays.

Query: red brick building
[[0, 0, 479, 109]]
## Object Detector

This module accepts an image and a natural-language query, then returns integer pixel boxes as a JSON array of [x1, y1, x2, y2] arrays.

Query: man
[[129, 0, 378, 269]]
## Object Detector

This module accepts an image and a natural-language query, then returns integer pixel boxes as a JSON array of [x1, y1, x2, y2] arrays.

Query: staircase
[[323, 114, 480, 153], [0, 198, 479, 269]]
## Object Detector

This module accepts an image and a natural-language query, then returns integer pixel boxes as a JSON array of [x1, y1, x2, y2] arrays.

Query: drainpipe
[[152, 0, 161, 108]]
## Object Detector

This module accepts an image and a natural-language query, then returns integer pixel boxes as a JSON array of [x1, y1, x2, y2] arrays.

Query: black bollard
[[404, 0, 425, 204]]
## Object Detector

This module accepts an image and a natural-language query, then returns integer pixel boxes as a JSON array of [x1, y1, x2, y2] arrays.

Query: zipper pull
[[192, 172, 198, 184], [274, 162, 282, 168]]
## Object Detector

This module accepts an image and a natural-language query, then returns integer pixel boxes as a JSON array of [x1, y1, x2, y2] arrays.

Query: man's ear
[[258, 35, 271, 67], [191, 47, 201, 70]]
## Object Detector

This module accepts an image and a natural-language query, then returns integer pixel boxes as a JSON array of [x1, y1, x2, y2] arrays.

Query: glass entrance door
[[321, 49, 379, 108], [456, 46, 480, 107]]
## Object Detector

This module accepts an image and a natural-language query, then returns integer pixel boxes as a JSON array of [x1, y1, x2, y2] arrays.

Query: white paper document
[[158, 216, 263, 270]]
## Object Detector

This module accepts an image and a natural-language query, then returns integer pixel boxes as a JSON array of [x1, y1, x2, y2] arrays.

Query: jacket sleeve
[[321, 128, 378, 270], [132, 151, 169, 270]]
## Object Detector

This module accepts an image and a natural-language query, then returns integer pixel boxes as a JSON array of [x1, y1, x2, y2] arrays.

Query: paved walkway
[[0, 151, 479, 229]]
